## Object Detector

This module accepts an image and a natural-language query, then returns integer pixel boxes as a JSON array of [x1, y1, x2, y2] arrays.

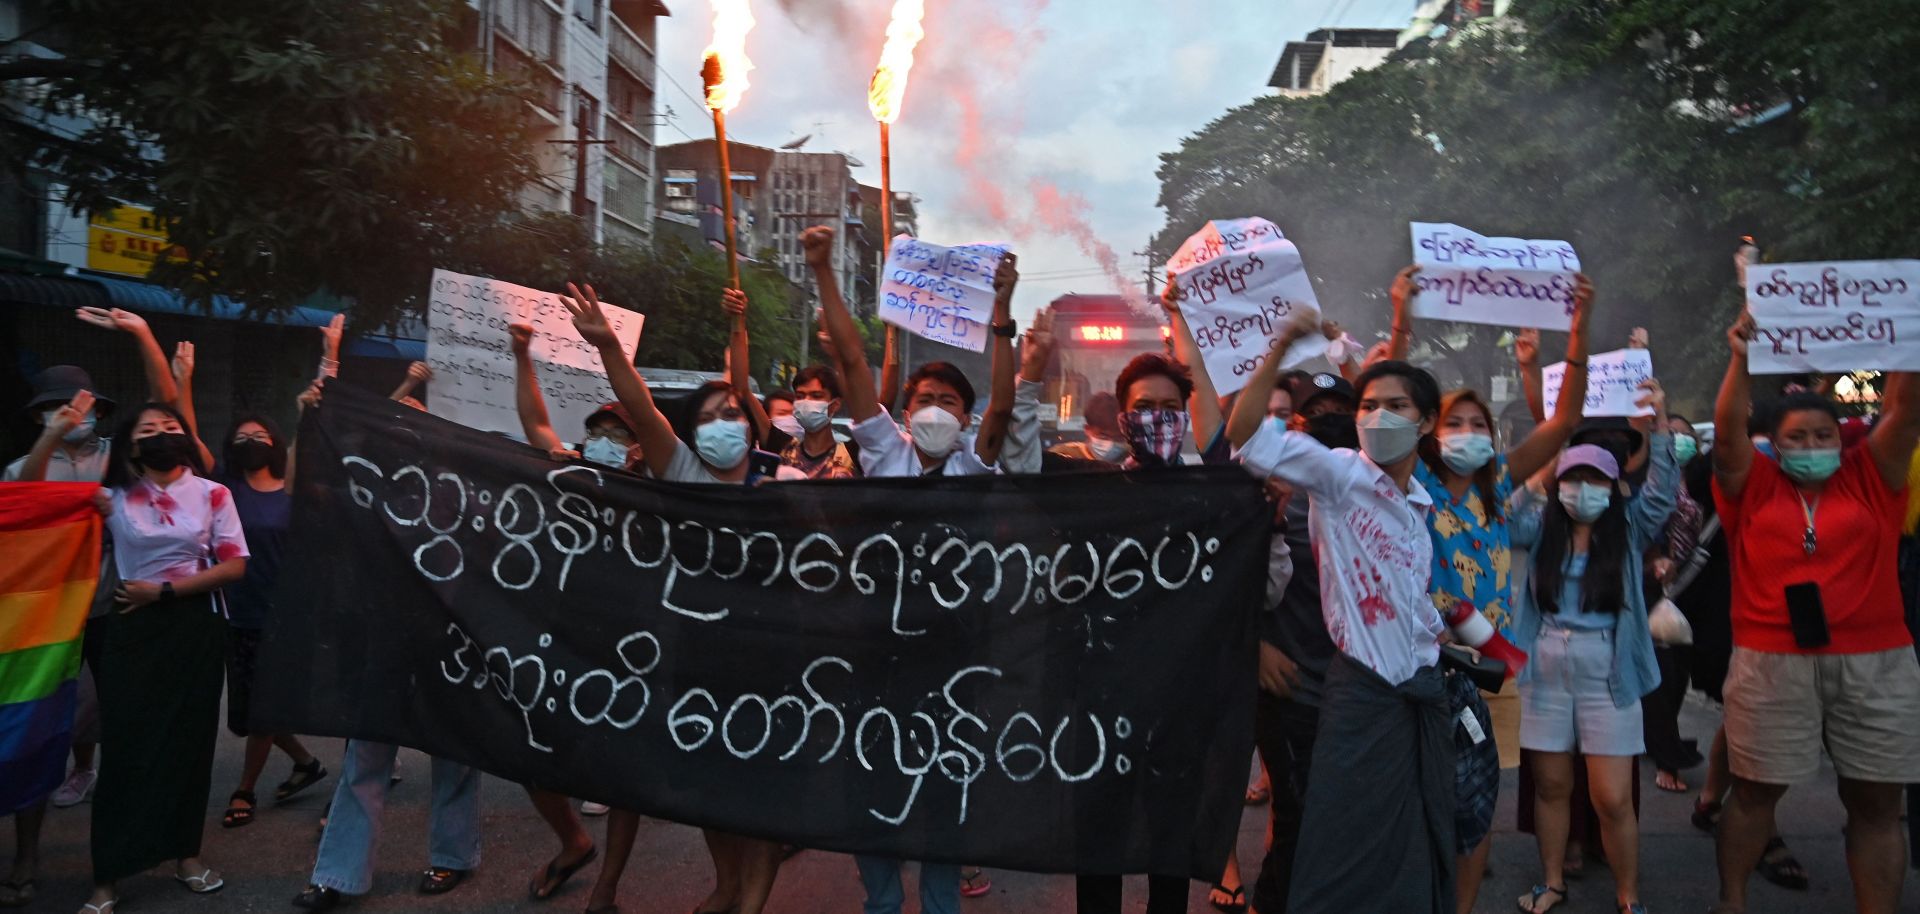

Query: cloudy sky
[[654, 0, 1416, 319]]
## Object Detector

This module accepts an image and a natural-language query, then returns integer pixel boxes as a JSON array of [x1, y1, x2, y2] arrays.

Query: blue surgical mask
[[1439, 432, 1495, 474], [1557, 481, 1613, 523], [581, 437, 629, 468], [1779, 447, 1842, 484], [694, 419, 750, 469]]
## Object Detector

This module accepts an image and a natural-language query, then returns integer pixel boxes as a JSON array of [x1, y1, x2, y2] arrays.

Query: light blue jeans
[[854, 856, 961, 914], [310, 740, 482, 894]]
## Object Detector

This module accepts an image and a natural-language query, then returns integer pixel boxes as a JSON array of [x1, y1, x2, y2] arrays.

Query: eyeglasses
[[585, 426, 635, 443], [233, 433, 273, 444]]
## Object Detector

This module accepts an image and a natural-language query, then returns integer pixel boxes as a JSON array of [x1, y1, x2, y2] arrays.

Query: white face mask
[[908, 405, 963, 458], [1557, 481, 1614, 523], [771, 414, 805, 439], [694, 419, 751, 469], [1439, 431, 1495, 474], [792, 399, 833, 433], [1356, 408, 1421, 465], [581, 437, 629, 468], [1086, 433, 1129, 463], [44, 409, 96, 444]]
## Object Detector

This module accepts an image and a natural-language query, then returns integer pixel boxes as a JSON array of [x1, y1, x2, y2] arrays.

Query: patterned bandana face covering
[[1119, 408, 1188, 465]]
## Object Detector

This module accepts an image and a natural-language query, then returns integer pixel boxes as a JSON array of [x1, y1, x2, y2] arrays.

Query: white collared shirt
[[108, 471, 250, 586], [1237, 422, 1444, 686], [850, 411, 995, 479]]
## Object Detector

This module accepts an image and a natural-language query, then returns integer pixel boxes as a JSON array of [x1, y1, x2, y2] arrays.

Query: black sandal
[[222, 790, 257, 829], [529, 846, 598, 901], [419, 867, 468, 895], [1691, 798, 1721, 834], [276, 758, 329, 802], [291, 885, 345, 911], [1208, 883, 1248, 913], [1518, 884, 1567, 914], [1757, 836, 1810, 891]]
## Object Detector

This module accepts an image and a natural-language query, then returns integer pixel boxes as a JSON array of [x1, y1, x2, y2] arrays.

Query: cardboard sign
[[879, 236, 1009, 353], [425, 269, 644, 437], [1744, 260, 1920, 374], [1543, 348, 1653, 418], [1166, 219, 1326, 396], [1409, 222, 1580, 330]]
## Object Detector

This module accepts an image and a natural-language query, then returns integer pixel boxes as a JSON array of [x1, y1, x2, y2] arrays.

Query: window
[[497, 0, 561, 61], [572, 0, 602, 32]]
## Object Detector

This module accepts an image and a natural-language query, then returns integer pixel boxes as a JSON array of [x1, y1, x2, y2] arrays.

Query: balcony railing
[[607, 17, 656, 87], [605, 115, 652, 167], [603, 157, 650, 228], [495, 40, 565, 116]]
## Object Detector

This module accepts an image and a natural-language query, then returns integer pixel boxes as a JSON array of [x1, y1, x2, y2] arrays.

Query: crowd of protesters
[[3, 229, 1918, 914]]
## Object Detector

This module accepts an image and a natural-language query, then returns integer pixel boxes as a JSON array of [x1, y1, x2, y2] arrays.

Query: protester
[[809, 222, 1018, 914], [764, 389, 801, 440], [1709, 313, 1920, 914], [389, 361, 431, 411], [1229, 326, 1524, 914], [211, 415, 326, 829], [1642, 413, 1707, 795], [75, 401, 247, 914], [1048, 391, 1126, 464], [1506, 379, 1675, 914], [563, 280, 804, 914], [779, 366, 860, 477], [509, 321, 642, 473]]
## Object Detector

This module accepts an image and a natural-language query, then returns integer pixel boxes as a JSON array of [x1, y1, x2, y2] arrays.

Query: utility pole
[[550, 85, 613, 225], [1135, 245, 1158, 299]]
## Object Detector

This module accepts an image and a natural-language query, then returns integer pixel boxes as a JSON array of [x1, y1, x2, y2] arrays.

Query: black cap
[[24, 365, 115, 416], [1572, 417, 1645, 462], [1291, 372, 1356, 412]]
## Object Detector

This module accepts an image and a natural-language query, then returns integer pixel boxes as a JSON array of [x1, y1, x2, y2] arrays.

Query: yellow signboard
[[87, 205, 182, 276]]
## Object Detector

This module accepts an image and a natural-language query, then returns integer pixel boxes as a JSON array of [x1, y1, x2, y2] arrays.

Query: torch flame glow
[[867, 0, 926, 124], [701, 0, 756, 113]]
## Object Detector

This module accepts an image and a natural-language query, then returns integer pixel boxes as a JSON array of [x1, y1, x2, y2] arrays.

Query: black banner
[[256, 383, 1267, 878]]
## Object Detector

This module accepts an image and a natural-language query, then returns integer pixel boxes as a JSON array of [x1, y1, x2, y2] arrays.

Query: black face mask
[[231, 439, 276, 472], [135, 432, 196, 471], [1306, 411, 1359, 450]]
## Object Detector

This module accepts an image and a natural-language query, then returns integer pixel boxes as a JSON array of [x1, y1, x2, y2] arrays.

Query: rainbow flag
[[0, 483, 101, 814]]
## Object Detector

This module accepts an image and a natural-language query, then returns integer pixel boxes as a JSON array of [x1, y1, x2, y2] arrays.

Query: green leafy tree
[[5, 0, 545, 325]]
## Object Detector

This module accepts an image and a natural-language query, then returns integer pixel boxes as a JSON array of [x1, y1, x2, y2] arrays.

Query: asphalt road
[[9, 696, 1913, 913]]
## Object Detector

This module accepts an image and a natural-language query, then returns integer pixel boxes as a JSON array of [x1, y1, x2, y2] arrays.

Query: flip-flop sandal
[[1691, 798, 1722, 834], [223, 789, 258, 828], [1208, 883, 1247, 913], [176, 867, 225, 894], [78, 899, 118, 914], [528, 846, 598, 900], [276, 759, 329, 802], [960, 869, 992, 898], [1757, 837, 1810, 891], [1517, 884, 1567, 914], [0, 879, 34, 909]]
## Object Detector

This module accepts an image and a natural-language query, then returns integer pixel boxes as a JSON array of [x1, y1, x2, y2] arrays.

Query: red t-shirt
[[1715, 444, 1912, 654]]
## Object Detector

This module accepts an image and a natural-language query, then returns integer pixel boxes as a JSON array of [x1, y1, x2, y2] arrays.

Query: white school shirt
[[107, 471, 250, 586], [850, 411, 996, 479], [1236, 422, 1443, 686]]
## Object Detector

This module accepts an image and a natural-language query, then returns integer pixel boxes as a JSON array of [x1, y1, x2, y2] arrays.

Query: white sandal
[[78, 899, 118, 914], [175, 866, 225, 894]]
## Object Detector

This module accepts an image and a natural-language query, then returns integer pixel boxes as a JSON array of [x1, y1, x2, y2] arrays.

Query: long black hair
[[1531, 476, 1630, 615], [221, 413, 288, 480], [103, 402, 209, 489]]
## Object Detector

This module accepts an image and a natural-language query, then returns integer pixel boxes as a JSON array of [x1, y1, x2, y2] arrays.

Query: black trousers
[[1250, 692, 1319, 914], [1642, 644, 1701, 773], [1074, 874, 1189, 914]]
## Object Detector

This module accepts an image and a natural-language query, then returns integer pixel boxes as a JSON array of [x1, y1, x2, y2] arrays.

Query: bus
[[1040, 294, 1170, 441]]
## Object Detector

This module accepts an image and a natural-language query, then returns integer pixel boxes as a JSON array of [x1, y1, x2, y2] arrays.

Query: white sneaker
[[579, 801, 610, 817], [52, 768, 97, 807]]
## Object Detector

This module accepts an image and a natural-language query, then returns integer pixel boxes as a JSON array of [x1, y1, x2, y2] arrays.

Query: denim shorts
[[1520, 626, 1644, 756]]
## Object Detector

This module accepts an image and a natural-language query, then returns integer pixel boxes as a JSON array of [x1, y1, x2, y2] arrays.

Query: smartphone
[[1784, 582, 1830, 650], [748, 450, 781, 481]]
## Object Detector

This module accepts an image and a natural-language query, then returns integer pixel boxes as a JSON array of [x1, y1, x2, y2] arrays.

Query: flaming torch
[[868, 0, 925, 249], [701, 0, 756, 289]]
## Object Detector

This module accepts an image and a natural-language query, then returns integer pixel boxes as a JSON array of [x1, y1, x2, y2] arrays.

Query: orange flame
[[701, 0, 756, 113], [867, 0, 926, 124]]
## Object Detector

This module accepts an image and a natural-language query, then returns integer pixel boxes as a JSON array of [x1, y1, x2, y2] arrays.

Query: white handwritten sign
[[879, 236, 1008, 353], [1166, 219, 1325, 396], [1543, 348, 1652, 418], [1409, 222, 1580, 331], [1744, 260, 1920, 374], [425, 268, 644, 436]]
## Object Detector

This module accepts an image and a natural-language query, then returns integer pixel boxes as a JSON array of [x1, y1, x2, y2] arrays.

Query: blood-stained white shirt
[[108, 471, 249, 585], [1236, 422, 1446, 686]]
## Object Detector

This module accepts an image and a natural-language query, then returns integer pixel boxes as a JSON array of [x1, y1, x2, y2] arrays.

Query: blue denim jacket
[[1508, 432, 1679, 708]]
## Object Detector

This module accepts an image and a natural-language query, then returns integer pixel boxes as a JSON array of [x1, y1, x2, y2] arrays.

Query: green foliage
[[1155, 5, 1914, 413], [15, 0, 545, 323]]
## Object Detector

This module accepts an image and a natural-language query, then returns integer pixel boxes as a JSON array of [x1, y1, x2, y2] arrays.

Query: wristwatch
[[991, 321, 1018, 339], [160, 581, 175, 601]]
